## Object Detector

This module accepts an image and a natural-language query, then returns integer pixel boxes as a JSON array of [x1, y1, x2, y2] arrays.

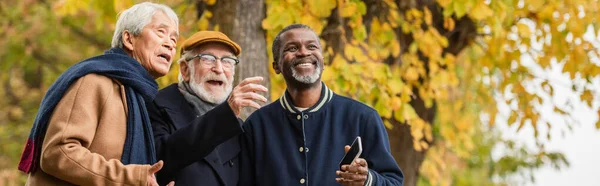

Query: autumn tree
[[1, 0, 597, 185]]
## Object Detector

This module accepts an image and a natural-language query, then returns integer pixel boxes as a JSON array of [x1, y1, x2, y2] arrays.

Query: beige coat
[[26, 74, 151, 186]]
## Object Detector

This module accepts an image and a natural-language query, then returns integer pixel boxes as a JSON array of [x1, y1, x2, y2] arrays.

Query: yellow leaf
[[437, 0, 452, 8], [517, 23, 532, 38], [581, 90, 593, 107], [307, 0, 337, 18], [424, 124, 433, 142], [469, 1, 493, 21], [403, 103, 418, 121], [404, 67, 419, 82], [443, 17, 455, 31], [388, 78, 404, 95], [391, 41, 401, 57], [507, 111, 517, 126], [597, 110, 600, 129], [203, 0, 217, 5], [340, 1, 357, 18], [424, 7, 432, 25], [420, 141, 430, 150], [384, 120, 394, 129], [413, 140, 423, 151], [528, 0, 546, 12]]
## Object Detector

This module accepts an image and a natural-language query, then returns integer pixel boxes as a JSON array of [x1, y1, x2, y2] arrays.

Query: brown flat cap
[[180, 31, 241, 56]]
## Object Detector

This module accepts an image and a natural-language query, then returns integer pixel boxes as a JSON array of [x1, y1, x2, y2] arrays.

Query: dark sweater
[[240, 83, 404, 186]]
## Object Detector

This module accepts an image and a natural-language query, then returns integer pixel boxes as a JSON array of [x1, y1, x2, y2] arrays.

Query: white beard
[[291, 63, 322, 84], [188, 63, 233, 104]]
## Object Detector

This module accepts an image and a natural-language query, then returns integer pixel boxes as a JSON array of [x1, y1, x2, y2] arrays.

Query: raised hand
[[227, 76, 268, 117]]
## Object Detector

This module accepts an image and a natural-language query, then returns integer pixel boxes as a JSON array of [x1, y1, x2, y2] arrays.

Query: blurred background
[[1, 0, 599, 185]]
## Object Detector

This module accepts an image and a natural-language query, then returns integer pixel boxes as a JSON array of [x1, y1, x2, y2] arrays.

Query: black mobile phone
[[338, 136, 363, 170]]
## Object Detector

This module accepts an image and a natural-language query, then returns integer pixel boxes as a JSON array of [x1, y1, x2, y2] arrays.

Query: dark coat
[[240, 83, 404, 186], [147, 84, 242, 186]]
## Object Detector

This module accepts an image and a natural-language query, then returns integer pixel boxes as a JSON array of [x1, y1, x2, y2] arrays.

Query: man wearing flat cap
[[146, 31, 268, 186]]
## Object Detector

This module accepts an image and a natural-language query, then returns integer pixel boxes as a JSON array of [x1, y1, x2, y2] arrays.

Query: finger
[[149, 160, 164, 174], [343, 164, 369, 175], [238, 76, 264, 86], [335, 177, 352, 185], [167, 181, 175, 186], [241, 92, 268, 103], [338, 171, 367, 182], [237, 99, 262, 109], [354, 158, 368, 168], [344, 145, 351, 153], [239, 83, 268, 93]]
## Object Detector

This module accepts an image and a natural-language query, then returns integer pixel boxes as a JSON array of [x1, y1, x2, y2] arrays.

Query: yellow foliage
[[517, 22, 532, 38], [54, 0, 91, 16], [306, 0, 336, 18], [581, 90, 594, 108], [203, 0, 217, 5], [469, 1, 493, 21]]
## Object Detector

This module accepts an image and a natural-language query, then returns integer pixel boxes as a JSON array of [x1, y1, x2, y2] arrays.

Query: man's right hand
[[227, 76, 268, 117], [148, 160, 175, 186]]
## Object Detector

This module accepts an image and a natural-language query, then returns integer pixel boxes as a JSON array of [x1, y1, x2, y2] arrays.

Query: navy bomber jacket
[[240, 82, 404, 186]]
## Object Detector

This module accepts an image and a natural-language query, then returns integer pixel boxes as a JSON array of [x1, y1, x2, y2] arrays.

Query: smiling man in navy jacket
[[239, 24, 404, 186]]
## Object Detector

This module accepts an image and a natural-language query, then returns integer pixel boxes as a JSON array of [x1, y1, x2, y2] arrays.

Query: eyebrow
[[158, 23, 179, 38], [284, 40, 318, 46], [200, 51, 236, 58]]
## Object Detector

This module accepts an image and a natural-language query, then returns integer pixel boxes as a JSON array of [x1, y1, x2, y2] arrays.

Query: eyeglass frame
[[185, 53, 240, 68]]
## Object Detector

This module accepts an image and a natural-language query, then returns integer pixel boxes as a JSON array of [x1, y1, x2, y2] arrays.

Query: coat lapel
[[154, 84, 196, 130], [154, 84, 235, 185]]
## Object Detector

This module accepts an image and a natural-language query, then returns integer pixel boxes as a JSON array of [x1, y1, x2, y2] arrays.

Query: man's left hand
[[336, 145, 369, 186]]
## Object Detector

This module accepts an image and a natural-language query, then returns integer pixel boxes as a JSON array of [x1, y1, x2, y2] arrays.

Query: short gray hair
[[111, 2, 179, 49], [178, 49, 194, 82]]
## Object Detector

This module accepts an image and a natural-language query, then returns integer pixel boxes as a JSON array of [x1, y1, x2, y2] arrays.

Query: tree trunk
[[205, 0, 270, 119]]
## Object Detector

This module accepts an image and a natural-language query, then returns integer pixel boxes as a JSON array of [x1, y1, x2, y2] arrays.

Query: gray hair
[[111, 2, 179, 49], [178, 49, 194, 82]]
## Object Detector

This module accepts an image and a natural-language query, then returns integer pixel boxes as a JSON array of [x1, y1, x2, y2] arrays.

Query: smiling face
[[123, 11, 178, 79], [181, 42, 236, 104], [274, 28, 324, 88]]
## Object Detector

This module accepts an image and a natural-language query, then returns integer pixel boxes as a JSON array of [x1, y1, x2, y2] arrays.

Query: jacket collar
[[279, 82, 334, 113], [154, 84, 197, 129]]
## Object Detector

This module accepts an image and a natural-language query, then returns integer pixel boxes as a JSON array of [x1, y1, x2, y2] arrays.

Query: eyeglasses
[[186, 54, 239, 69]]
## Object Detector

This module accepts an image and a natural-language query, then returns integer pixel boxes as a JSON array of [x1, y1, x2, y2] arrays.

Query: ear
[[180, 61, 190, 82], [272, 61, 281, 74], [122, 30, 135, 51]]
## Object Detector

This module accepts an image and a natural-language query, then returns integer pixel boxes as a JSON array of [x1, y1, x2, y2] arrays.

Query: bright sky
[[495, 59, 600, 186]]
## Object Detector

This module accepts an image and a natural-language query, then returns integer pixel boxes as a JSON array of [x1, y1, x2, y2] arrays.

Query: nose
[[211, 60, 224, 74], [163, 39, 175, 51], [296, 46, 311, 57]]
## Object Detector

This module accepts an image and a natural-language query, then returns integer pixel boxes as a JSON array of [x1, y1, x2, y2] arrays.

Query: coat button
[[303, 115, 308, 119], [299, 147, 304, 152], [300, 178, 305, 184], [297, 115, 301, 120], [305, 147, 309, 152]]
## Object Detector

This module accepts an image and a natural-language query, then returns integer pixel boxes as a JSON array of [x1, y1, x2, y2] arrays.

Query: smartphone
[[338, 136, 363, 170]]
